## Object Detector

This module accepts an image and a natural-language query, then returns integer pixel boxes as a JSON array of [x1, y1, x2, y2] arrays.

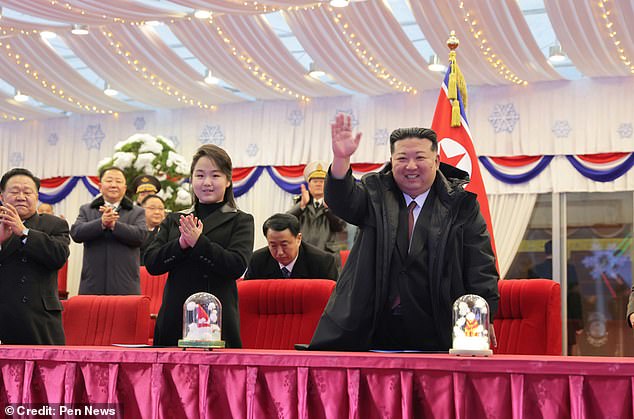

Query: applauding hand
[[299, 184, 310, 209], [0, 203, 26, 236], [178, 214, 203, 249], [99, 206, 119, 230]]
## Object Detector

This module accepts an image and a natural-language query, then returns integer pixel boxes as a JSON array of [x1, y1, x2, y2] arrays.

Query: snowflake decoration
[[199, 125, 225, 146], [582, 243, 630, 282], [374, 128, 389, 146], [47, 133, 59, 146], [82, 124, 106, 150], [8, 151, 24, 167], [551, 120, 572, 138], [246, 143, 259, 157], [332, 109, 359, 127], [168, 135, 180, 149], [287, 109, 304, 127], [134, 117, 146, 130], [488, 103, 520, 133], [617, 123, 632, 139]]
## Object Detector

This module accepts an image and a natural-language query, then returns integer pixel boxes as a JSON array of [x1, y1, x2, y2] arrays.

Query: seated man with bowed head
[[71, 166, 147, 295], [245, 213, 338, 281], [309, 115, 499, 351], [0, 168, 70, 345]]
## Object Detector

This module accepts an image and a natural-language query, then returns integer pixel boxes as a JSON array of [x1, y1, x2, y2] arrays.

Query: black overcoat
[[310, 163, 499, 351], [145, 204, 254, 348], [0, 213, 69, 344]]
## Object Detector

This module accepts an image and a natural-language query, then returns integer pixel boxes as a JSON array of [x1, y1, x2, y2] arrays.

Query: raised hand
[[331, 113, 362, 159], [299, 184, 310, 209]]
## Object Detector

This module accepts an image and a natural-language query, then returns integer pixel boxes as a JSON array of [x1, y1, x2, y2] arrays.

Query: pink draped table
[[1, 346, 633, 418]]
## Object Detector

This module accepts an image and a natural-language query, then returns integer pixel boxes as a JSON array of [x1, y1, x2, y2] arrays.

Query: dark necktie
[[281, 267, 291, 278], [315, 201, 321, 209], [408, 201, 417, 242]]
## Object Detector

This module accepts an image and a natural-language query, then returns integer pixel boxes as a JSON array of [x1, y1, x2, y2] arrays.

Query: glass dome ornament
[[449, 294, 493, 356], [178, 292, 225, 349]]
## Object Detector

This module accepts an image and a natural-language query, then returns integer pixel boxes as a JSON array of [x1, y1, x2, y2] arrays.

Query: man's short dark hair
[[263, 213, 300, 237], [0, 168, 41, 192], [544, 240, 552, 256], [141, 194, 165, 206], [99, 166, 126, 180], [389, 127, 438, 154]]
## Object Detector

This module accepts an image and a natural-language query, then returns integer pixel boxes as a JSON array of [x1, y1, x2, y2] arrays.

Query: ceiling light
[[103, 82, 118, 96], [329, 0, 350, 7], [428, 55, 447, 72], [194, 10, 212, 19], [40, 31, 57, 40], [548, 45, 566, 63], [308, 62, 326, 78], [14, 90, 29, 102], [204, 69, 219, 85], [71, 24, 89, 36]]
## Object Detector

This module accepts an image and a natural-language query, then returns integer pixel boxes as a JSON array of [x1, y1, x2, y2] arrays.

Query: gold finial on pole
[[445, 30, 467, 126], [447, 30, 459, 51]]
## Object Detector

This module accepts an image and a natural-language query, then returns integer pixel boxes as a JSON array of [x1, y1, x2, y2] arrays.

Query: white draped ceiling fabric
[[1, 0, 633, 291], [0, 0, 631, 115]]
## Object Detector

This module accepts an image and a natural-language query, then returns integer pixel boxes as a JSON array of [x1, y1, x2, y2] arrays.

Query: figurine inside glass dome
[[178, 292, 225, 349], [449, 294, 492, 356]]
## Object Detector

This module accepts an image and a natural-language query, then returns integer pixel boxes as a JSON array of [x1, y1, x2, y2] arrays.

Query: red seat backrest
[[238, 279, 335, 349], [62, 295, 151, 346], [139, 266, 168, 342], [57, 262, 68, 299], [339, 250, 350, 267], [493, 279, 562, 355]]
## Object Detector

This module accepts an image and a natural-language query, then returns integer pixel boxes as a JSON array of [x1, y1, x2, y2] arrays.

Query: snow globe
[[449, 294, 492, 356], [178, 292, 224, 349]]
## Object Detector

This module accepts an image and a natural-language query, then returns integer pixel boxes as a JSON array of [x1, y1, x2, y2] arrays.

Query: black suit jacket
[[0, 213, 70, 344], [244, 241, 338, 281], [145, 204, 254, 348]]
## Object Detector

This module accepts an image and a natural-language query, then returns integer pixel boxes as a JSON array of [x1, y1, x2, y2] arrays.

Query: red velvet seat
[[62, 295, 151, 346], [238, 279, 335, 349], [339, 250, 350, 267], [493, 279, 562, 355], [57, 262, 68, 300], [139, 266, 168, 343]]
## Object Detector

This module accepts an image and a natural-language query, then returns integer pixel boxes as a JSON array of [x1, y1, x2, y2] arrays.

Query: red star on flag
[[439, 145, 466, 169]]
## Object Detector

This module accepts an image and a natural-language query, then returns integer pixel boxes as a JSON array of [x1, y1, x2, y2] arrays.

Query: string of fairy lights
[[326, 6, 417, 94], [102, 30, 218, 110], [39, 0, 324, 26], [0, 25, 41, 37], [207, 17, 311, 102], [597, 0, 634, 74], [1, 112, 25, 121], [0, 38, 118, 115], [457, 1, 527, 86]]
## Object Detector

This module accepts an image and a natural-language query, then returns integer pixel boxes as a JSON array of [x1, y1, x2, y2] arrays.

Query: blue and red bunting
[[479, 155, 554, 184], [232, 166, 264, 198], [36, 155, 634, 203], [39, 177, 82, 204], [566, 153, 634, 182]]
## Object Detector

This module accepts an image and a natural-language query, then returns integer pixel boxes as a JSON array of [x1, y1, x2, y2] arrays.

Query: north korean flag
[[431, 67, 497, 257]]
